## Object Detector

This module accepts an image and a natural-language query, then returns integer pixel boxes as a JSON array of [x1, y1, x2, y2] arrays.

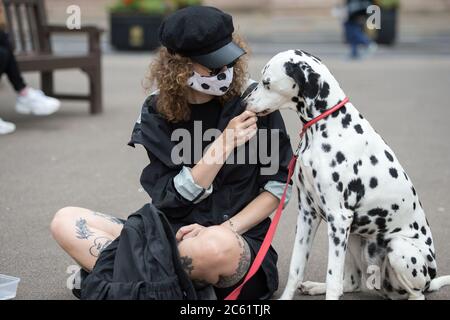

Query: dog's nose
[[240, 100, 248, 108]]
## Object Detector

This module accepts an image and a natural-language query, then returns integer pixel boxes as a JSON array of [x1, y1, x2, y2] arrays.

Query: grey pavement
[[1, 10, 450, 300]]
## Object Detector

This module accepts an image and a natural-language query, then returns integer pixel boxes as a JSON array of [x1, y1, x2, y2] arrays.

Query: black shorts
[[213, 242, 270, 300]]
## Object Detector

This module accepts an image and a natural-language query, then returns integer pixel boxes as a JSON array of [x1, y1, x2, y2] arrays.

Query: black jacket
[[128, 91, 293, 298], [81, 204, 198, 300]]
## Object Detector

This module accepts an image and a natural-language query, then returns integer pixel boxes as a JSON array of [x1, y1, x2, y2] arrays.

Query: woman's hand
[[176, 223, 206, 242], [189, 111, 257, 190], [222, 110, 258, 149]]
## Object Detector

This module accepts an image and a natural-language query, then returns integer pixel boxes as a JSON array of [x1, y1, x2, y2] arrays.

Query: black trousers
[[0, 30, 26, 92]]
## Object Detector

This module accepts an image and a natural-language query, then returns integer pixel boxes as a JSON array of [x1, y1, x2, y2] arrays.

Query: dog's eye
[[262, 79, 270, 89]]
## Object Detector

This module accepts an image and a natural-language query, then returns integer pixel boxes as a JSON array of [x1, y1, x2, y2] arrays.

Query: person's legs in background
[[345, 20, 364, 59], [0, 30, 60, 135], [352, 18, 377, 58], [0, 38, 16, 134], [0, 30, 26, 92], [344, 17, 377, 60]]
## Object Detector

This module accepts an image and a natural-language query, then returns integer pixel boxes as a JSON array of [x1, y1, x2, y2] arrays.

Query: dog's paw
[[299, 281, 327, 296]]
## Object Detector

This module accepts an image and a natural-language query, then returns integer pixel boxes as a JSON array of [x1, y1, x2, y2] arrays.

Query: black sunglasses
[[208, 60, 237, 76]]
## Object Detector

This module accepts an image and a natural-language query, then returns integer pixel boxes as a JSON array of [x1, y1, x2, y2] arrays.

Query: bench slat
[[14, 4, 27, 52], [25, 3, 39, 51], [3, 2, 15, 50], [17, 54, 99, 71]]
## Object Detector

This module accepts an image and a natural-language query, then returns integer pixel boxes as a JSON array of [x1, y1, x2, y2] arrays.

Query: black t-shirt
[[187, 99, 222, 131], [171, 98, 222, 164], [129, 93, 293, 299]]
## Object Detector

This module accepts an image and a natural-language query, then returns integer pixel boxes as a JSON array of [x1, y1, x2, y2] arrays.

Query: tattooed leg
[[74, 219, 114, 256], [51, 207, 124, 271], [213, 222, 252, 288], [91, 211, 124, 225], [177, 225, 252, 289], [73, 218, 116, 262], [179, 256, 209, 289], [89, 237, 113, 257], [75, 218, 95, 239], [215, 239, 251, 288], [180, 256, 195, 275]]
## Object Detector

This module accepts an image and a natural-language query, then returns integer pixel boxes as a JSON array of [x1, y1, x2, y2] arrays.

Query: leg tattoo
[[91, 211, 124, 225], [180, 256, 194, 276], [75, 218, 94, 240], [89, 237, 113, 257], [179, 255, 209, 288], [179, 231, 252, 289], [215, 238, 251, 288]]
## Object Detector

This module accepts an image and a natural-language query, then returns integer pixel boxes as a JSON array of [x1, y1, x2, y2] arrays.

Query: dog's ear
[[284, 61, 320, 100], [284, 61, 306, 95]]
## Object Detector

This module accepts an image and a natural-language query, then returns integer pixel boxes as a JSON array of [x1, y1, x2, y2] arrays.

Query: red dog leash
[[225, 97, 350, 300]]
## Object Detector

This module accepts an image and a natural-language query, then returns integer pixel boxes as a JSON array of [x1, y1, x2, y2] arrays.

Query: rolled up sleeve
[[173, 166, 213, 204], [263, 180, 292, 207]]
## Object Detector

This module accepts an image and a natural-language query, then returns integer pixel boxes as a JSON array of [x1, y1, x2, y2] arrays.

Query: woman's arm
[[221, 191, 280, 235], [190, 110, 257, 189], [220, 109, 294, 235], [178, 191, 281, 241], [189, 133, 233, 189]]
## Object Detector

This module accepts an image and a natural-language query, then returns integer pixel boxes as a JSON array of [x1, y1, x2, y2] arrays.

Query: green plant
[[172, 0, 203, 8], [110, 0, 202, 14], [374, 0, 400, 10]]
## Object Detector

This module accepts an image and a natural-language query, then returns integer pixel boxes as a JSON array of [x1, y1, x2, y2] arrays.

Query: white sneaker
[[361, 42, 378, 59], [0, 118, 16, 135], [16, 88, 60, 116]]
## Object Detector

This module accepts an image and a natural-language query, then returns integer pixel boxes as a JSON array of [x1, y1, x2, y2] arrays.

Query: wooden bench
[[2, 0, 103, 114]]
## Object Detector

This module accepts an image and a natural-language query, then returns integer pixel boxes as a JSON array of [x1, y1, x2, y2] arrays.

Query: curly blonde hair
[[144, 34, 250, 123]]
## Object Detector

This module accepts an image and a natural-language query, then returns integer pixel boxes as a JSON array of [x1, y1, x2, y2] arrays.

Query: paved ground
[[1, 9, 450, 300]]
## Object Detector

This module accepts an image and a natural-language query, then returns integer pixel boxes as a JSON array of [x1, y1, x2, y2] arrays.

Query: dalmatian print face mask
[[187, 67, 234, 96]]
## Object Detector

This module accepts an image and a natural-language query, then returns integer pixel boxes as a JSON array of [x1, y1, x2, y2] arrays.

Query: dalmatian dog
[[243, 49, 450, 300]]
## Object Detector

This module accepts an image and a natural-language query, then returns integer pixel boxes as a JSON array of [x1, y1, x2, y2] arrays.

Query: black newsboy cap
[[158, 6, 246, 69]]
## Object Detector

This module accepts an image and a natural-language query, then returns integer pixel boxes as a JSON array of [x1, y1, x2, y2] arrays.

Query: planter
[[374, 8, 398, 45], [109, 12, 164, 51]]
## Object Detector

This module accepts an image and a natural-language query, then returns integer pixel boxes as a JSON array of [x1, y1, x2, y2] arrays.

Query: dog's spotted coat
[[244, 50, 450, 300]]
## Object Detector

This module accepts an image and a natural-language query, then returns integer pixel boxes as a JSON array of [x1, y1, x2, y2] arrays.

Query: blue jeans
[[344, 20, 371, 58]]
